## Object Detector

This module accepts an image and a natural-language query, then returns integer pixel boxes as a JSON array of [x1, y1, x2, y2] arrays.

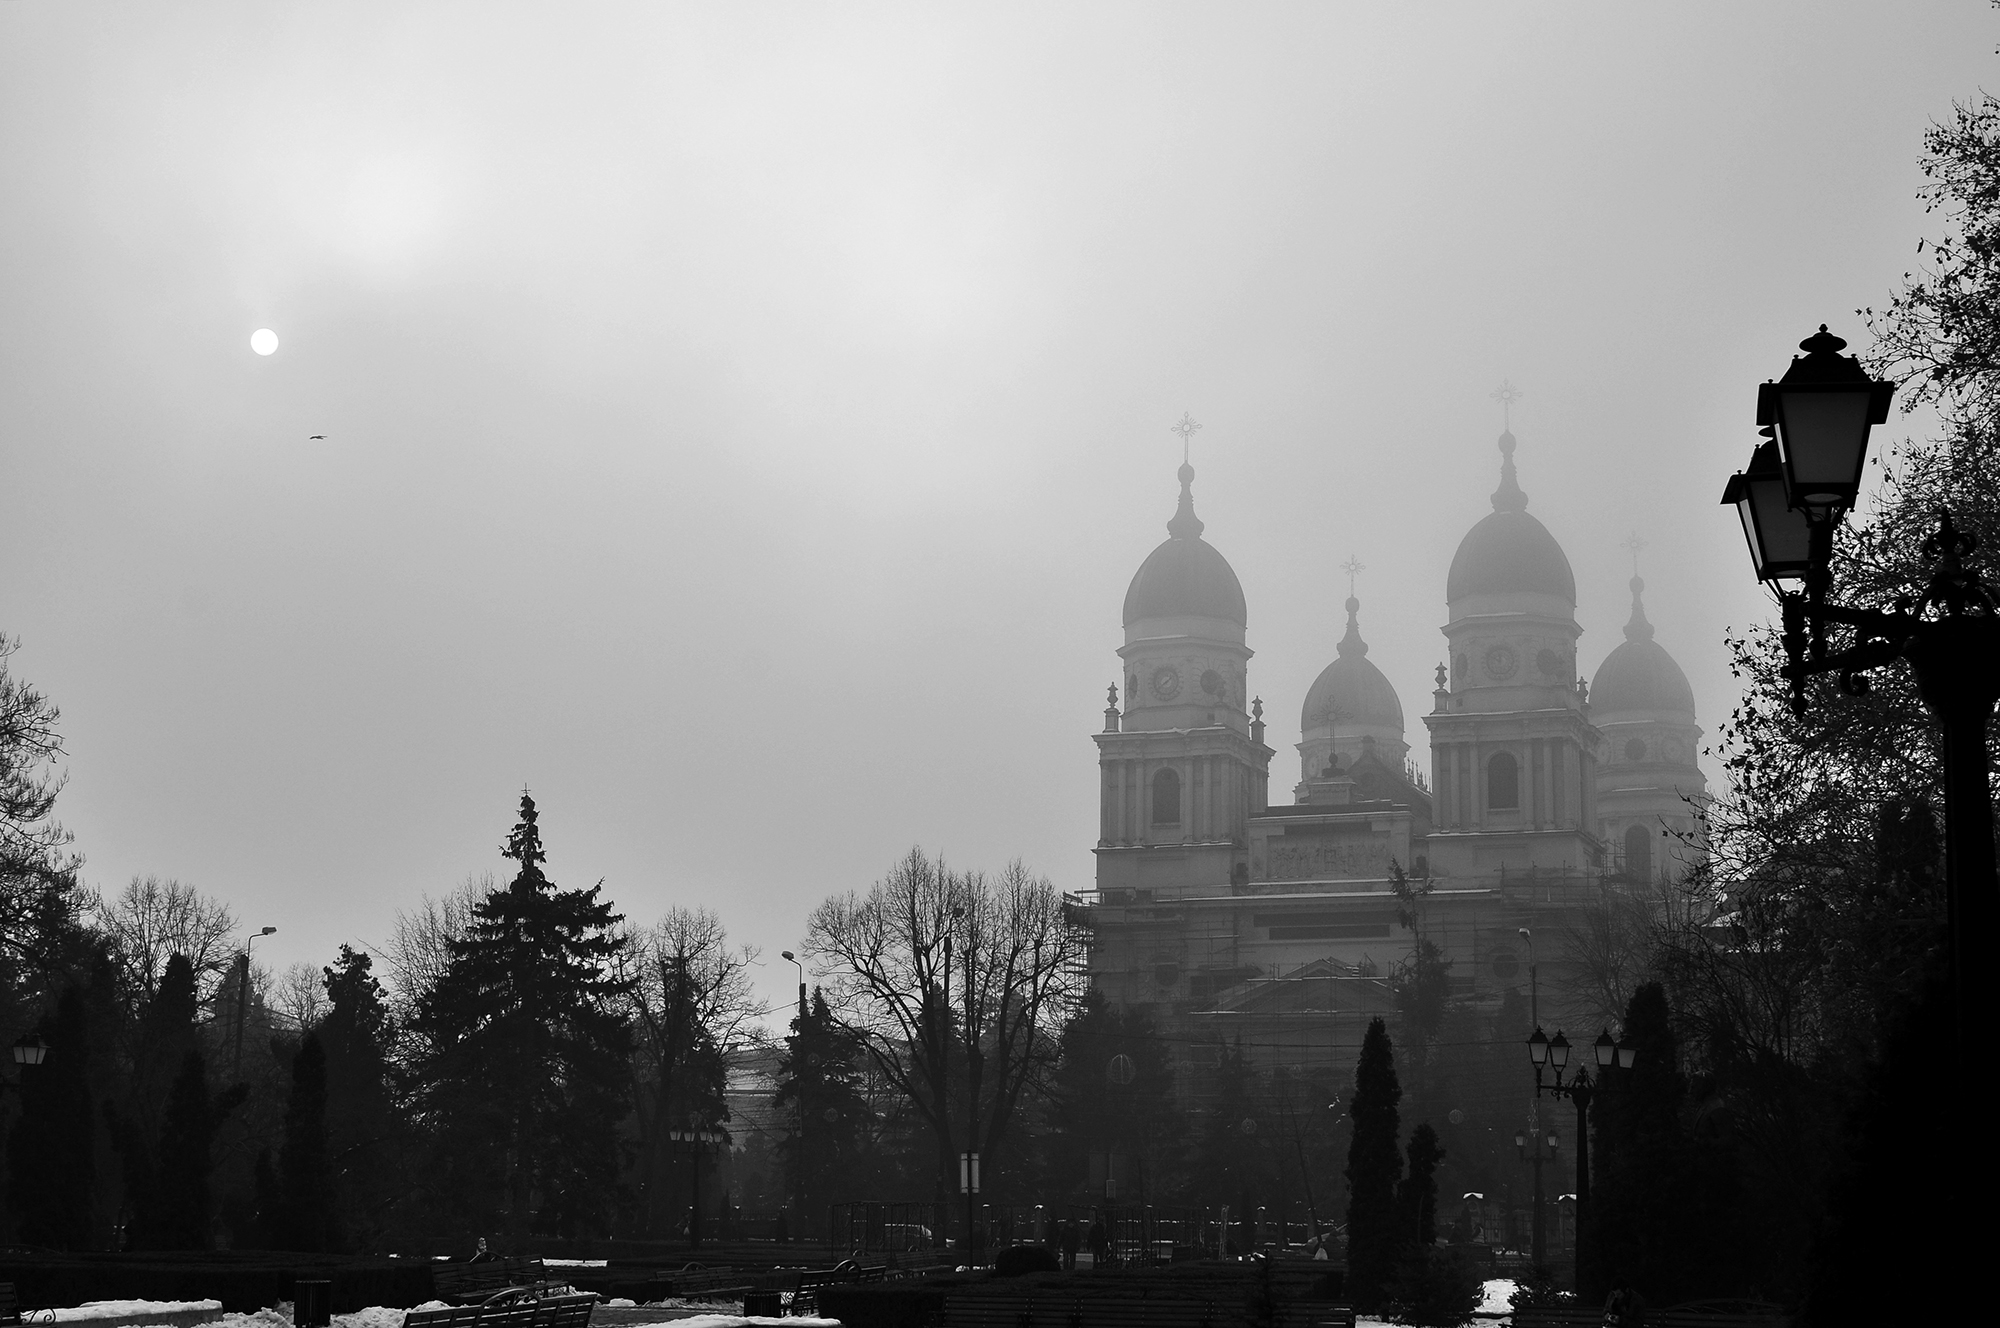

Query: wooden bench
[[788, 1264, 888, 1317], [1517, 1301, 1788, 1328], [0, 1282, 44, 1328], [654, 1268, 750, 1303], [1652, 1301, 1789, 1328], [403, 1294, 594, 1328], [944, 1293, 1229, 1327]]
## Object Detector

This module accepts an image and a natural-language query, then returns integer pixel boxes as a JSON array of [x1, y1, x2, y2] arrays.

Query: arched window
[[1624, 824, 1653, 882], [1487, 751, 1519, 810], [1151, 768, 1181, 825]]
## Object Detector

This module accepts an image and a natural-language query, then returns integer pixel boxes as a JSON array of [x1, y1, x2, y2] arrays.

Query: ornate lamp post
[[671, 1125, 725, 1249], [1514, 1121, 1559, 1268], [1720, 326, 1997, 1022], [781, 949, 807, 1239], [1528, 1026, 1635, 1289], [234, 925, 277, 1078]]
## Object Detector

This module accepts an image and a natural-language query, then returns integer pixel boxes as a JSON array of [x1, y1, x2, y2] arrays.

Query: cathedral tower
[[1590, 576, 1708, 883], [1423, 431, 1603, 875], [1298, 590, 1410, 794], [1095, 458, 1273, 900]]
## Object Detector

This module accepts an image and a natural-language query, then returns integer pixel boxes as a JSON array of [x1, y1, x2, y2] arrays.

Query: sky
[[2, 2, 1992, 1027]]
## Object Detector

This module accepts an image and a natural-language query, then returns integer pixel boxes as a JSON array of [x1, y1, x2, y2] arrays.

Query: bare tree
[[0, 634, 83, 967], [615, 906, 766, 1235], [805, 848, 1087, 1233], [95, 875, 238, 1001], [381, 872, 490, 1022], [274, 960, 330, 1032]]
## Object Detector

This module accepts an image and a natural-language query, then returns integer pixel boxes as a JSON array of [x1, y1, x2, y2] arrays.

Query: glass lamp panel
[[1547, 1133, 1559, 1149], [1748, 470, 1812, 580], [1619, 1044, 1637, 1070], [1548, 1032, 1570, 1068], [1594, 1030, 1617, 1067], [1777, 388, 1875, 504], [1528, 1028, 1549, 1065]]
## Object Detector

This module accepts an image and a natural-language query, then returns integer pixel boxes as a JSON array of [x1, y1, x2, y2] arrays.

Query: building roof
[[1301, 595, 1404, 735], [1122, 463, 1249, 626], [1590, 576, 1696, 715], [1445, 431, 1577, 604]]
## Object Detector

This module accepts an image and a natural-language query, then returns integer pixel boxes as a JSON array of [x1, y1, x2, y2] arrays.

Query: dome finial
[[1166, 412, 1206, 539], [1624, 574, 1655, 642], [1491, 429, 1528, 512], [1337, 555, 1368, 659]]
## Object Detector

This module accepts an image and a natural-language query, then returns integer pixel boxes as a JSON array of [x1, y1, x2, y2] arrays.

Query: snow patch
[[1479, 1279, 1519, 1316], [51, 1303, 223, 1322]]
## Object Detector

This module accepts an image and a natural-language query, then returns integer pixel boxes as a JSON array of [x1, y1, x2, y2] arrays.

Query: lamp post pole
[[1528, 1028, 1634, 1294], [782, 950, 807, 1240], [1516, 1121, 1558, 1269], [235, 926, 276, 1079]]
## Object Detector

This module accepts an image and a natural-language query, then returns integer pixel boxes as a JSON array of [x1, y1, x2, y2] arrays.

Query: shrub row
[[0, 1254, 437, 1314]]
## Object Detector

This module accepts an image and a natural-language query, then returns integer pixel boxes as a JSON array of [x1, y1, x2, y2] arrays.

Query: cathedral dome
[[1445, 431, 1577, 605], [1591, 577, 1695, 714], [1122, 464, 1248, 626], [1301, 596, 1404, 736]]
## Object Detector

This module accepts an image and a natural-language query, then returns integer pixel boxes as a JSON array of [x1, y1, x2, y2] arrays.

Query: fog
[[1, 2, 1987, 1019]]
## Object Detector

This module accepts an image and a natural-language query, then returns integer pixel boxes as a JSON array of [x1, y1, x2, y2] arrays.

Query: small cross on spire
[[1170, 411, 1202, 464], [1340, 555, 1365, 597], [1491, 380, 1523, 430], [1624, 532, 1648, 577]]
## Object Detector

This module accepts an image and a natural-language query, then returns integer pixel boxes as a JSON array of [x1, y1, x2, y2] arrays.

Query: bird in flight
[[308, 434, 325, 440]]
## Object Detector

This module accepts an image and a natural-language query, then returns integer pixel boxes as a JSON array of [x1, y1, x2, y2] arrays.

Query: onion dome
[[1590, 577, 1696, 714], [1446, 431, 1577, 604], [1122, 463, 1248, 626], [1302, 596, 1405, 736]]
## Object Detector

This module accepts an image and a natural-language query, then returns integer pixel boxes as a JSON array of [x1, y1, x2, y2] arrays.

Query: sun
[[250, 328, 279, 356]]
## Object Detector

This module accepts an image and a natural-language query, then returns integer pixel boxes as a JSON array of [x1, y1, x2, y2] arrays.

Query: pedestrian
[[1087, 1215, 1109, 1268], [469, 1236, 492, 1263], [1059, 1218, 1081, 1272]]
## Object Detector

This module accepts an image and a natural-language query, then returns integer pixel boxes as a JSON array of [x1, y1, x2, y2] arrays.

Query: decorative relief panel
[[1261, 833, 1391, 882]]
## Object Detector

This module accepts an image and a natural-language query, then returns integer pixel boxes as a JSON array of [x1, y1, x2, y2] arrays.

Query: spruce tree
[[412, 792, 631, 1238], [774, 988, 871, 1236], [1344, 1016, 1403, 1310], [6, 987, 94, 1248], [320, 946, 395, 1242], [275, 1032, 335, 1251]]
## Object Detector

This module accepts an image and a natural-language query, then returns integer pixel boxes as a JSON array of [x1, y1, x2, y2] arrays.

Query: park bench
[[401, 1295, 594, 1328], [1652, 1300, 1789, 1328], [1511, 1308, 1604, 1328], [433, 1260, 564, 1307], [787, 1263, 888, 1317], [403, 1307, 488, 1328], [653, 1267, 750, 1303], [527, 1294, 597, 1328], [942, 1291, 1354, 1328], [0, 1281, 44, 1327]]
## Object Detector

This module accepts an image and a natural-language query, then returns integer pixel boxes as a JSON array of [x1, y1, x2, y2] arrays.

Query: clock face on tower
[[1200, 668, 1226, 699], [1484, 644, 1518, 680], [1151, 666, 1182, 701]]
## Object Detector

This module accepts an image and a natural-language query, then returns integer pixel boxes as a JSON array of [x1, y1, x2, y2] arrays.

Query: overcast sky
[[2, 2, 1990, 1025]]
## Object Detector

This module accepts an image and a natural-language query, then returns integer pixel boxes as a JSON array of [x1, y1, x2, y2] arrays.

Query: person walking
[[1059, 1218, 1081, 1272], [1087, 1215, 1110, 1269]]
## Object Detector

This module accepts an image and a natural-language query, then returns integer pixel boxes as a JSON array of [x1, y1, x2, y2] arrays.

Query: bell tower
[[1094, 431, 1272, 904], [1423, 427, 1603, 876]]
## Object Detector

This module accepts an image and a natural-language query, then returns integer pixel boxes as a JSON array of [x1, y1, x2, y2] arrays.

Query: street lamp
[[781, 950, 807, 1242], [670, 1126, 725, 1249], [1528, 1025, 1635, 1291], [1514, 1122, 1559, 1269], [13, 1035, 47, 1067], [235, 926, 277, 1078], [1721, 326, 1997, 1027]]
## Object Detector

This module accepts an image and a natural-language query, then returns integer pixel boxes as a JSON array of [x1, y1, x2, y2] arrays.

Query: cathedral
[[1086, 425, 1708, 1100]]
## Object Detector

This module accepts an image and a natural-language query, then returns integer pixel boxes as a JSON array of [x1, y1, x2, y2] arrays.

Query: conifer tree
[[6, 986, 93, 1248], [147, 1050, 247, 1250], [320, 946, 395, 1241], [1047, 988, 1184, 1208], [275, 1032, 335, 1251], [1344, 1016, 1403, 1310], [775, 988, 871, 1236], [412, 792, 631, 1238], [1395, 1122, 1443, 1249]]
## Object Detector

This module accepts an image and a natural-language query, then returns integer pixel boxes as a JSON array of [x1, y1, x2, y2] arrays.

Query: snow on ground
[[539, 1262, 608, 1269], [52, 1303, 224, 1322], [1479, 1278, 1518, 1316]]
